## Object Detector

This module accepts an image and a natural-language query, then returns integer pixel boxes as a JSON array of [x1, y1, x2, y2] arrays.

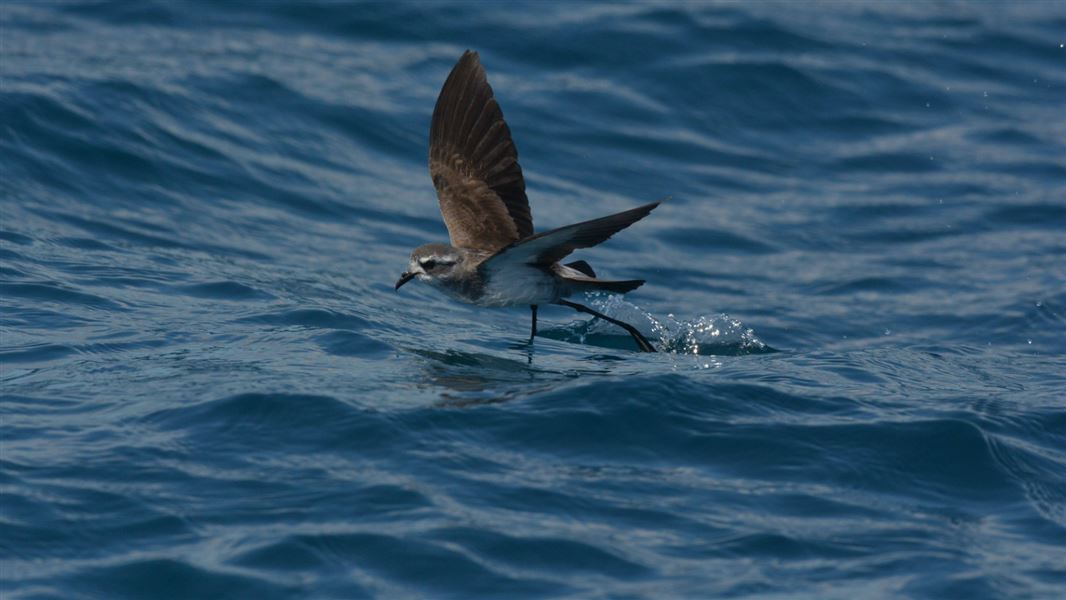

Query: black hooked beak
[[395, 272, 415, 291]]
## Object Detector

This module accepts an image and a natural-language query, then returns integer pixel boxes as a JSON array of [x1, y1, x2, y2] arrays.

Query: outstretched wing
[[429, 50, 532, 251], [478, 201, 661, 272]]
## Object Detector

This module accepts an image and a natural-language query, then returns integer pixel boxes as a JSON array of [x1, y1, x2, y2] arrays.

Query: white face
[[409, 254, 458, 281]]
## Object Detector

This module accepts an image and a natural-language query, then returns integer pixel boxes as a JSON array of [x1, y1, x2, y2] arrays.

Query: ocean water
[[2, 1, 1065, 598]]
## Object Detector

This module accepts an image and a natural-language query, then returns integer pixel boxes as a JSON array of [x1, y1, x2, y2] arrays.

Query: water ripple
[[3, 1, 1065, 598]]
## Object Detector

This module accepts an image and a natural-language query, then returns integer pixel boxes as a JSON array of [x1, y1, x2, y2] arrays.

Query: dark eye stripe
[[420, 257, 454, 269]]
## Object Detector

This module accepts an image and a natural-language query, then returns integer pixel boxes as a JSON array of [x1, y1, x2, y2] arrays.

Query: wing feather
[[429, 51, 532, 251], [479, 201, 661, 272]]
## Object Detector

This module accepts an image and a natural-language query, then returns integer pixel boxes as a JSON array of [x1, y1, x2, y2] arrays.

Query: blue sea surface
[[2, 1, 1065, 598]]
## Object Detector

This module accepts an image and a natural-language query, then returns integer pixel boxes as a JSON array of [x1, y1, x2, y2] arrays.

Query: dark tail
[[577, 279, 645, 294], [565, 260, 596, 277]]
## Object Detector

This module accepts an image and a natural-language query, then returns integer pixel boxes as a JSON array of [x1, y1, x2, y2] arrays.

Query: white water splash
[[579, 293, 769, 357]]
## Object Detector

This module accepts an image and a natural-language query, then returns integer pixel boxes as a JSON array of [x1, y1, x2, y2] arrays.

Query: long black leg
[[529, 305, 538, 341], [556, 300, 656, 352]]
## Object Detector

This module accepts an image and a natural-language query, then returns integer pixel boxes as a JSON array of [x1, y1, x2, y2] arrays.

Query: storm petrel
[[395, 51, 660, 352]]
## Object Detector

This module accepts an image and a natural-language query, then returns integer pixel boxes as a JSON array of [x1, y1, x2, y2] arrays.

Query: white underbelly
[[475, 266, 559, 307]]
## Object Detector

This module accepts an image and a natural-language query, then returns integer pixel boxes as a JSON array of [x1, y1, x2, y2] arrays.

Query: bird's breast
[[475, 265, 560, 307]]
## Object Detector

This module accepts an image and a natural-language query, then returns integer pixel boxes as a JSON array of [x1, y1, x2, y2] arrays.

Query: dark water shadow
[[407, 346, 612, 408]]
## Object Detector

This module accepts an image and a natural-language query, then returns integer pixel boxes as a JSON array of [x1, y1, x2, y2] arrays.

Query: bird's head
[[395, 243, 463, 290]]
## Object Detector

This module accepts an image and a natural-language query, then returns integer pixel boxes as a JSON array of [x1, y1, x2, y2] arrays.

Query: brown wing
[[429, 50, 532, 251], [480, 201, 661, 271]]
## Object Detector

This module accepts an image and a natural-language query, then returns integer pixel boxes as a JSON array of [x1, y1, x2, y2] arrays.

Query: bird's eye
[[422, 260, 436, 270]]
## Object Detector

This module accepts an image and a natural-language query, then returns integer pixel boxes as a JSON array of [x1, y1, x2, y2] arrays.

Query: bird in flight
[[395, 50, 660, 352]]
